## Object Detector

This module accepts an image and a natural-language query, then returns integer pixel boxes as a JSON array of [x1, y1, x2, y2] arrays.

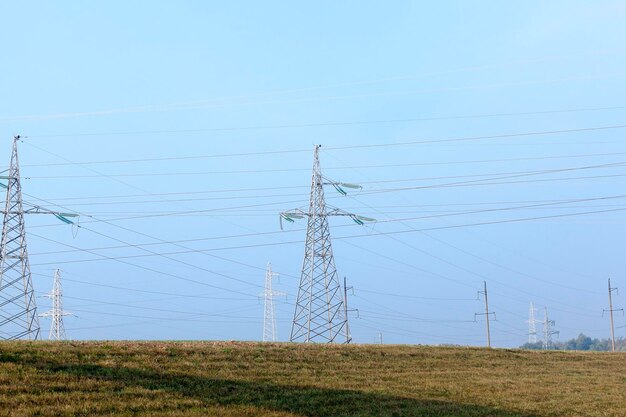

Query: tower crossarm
[[321, 176, 362, 196], [13, 202, 78, 223], [280, 206, 375, 229]]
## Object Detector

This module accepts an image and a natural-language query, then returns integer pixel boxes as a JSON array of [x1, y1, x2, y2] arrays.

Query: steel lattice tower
[[527, 302, 538, 344], [0, 136, 77, 340], [0, 137, 39, 340], [261, 262, 283, 342], [542, 307, 559, 350], [40, 269, 71, 341], [281, 145, 374, 343]]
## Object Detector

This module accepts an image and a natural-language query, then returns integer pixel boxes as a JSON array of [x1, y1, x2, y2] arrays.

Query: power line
[[356, 288, 476, 301], [29, 232, 261, 298], [24, 202, 620, 322], [323, 142, 618, 296], [25, 194, 626, 232], [7, 46, 623, 125], [22, 105, 626, 139], [21, 140, 312, 285], [325, 124, 626, 151], [359, 172, 626, 196], [333, 206, 626, 240], [20, 123, 626, 167], [22, 163, 626, 216], [16, 151, 626, 189], [331, 196, 625, 316], [32, 272, 254, 301], [337, 198, 605, 315], [22, 154, 626, 181], [28, 195, 626, 256], [61, 294, 261, 318]]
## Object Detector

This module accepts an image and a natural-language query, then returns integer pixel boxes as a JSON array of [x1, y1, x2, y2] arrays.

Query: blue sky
[[1, 1, 626, 346]]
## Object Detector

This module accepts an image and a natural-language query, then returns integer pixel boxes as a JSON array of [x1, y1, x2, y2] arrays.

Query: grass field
[[1, 342, 625, 416]]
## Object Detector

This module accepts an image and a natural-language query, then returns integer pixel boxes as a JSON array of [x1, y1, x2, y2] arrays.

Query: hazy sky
[[1, 1, 626, 346]]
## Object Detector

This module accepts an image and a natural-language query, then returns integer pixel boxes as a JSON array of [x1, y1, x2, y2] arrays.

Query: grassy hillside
[[1, 342, 625, 416]]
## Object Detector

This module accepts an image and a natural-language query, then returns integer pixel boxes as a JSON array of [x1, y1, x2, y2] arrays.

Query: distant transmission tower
[[39, 269, 72, 341], [542, 307, 559, 350], [280, 145, 374, 343], [527, 302, 539, 344], [0, 136, 78, 340], [261, 262, 284, 342]]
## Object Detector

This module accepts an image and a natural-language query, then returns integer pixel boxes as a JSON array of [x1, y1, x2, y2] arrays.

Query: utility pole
[[342, 276, 359, 344], [0, 136, 78, 340], [604, 278, 623, 352], [542, 307, 559, 350], [261, 262, 284, 342], [280, 145, 374, 343], [377, 332, 383, 345], [343, 276, 352, 344], [39, 269, 72, 341], [527, 302, 538, 344], [475, 281, 495, 348]]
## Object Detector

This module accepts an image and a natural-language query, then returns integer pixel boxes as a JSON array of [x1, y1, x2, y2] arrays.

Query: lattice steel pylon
[[0, 136, 78, 340], [542, 307, 559, 350], [280, 145, 374, 343], [527, 302, 538, 344], [261, 262, 284, 342], [40, 269, 72, 341], [0, 137, 40, 340]]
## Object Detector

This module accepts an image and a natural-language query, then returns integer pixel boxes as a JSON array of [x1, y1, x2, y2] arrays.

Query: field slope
[[1, 341, 625, 416]]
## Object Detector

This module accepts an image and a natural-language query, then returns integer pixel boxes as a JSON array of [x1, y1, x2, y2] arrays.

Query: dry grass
[[1, 341, 625, 416]]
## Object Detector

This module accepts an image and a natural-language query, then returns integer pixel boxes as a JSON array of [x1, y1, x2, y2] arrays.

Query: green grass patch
[[1, 341, 625, 416]]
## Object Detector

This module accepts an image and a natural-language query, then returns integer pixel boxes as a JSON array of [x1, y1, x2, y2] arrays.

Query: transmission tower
[[280, 145, 374, 343], [261, 262, 284, 342], [542, 307, 559, 350], [603, 278, 623, 352], [527, 302, 539, 344], [39, 269, 72, 341], [0, 136, 78, 340]]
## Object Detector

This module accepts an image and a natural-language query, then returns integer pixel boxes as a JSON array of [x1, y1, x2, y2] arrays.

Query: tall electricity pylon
[[40, 269, 72, 341], [0, 136, 39, 340], [542, 307, 559, 350], [280, 145, 374, 343], [527, 302, 538, 344], [261, 262, 284, 342], [0, 136, 78, 340]]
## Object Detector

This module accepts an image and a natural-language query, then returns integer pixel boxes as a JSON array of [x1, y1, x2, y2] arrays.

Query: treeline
[[520, 333, 626, 351]]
